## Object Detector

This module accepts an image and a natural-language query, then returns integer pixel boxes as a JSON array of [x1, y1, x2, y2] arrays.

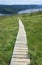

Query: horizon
[[0, 4, 42, 5]]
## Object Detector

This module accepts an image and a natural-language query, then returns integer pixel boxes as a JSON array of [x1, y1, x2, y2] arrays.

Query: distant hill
[[0, 5, 42, 14]]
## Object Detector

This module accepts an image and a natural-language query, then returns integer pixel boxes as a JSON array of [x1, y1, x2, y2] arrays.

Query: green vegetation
[[19, 12, 42, 65], [0, 5, 42, 14], [0, 12, 42, 65], [0, 15, 18, 65]]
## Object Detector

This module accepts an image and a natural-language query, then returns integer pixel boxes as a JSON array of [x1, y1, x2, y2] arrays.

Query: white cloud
[[0, 0, 42, 5]]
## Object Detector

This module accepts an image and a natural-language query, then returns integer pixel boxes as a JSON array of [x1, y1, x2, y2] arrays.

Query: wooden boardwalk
[[10, 19, 30, 65]]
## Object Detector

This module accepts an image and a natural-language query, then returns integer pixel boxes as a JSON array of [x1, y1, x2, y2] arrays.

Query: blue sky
[[0, 0, 42, 5]]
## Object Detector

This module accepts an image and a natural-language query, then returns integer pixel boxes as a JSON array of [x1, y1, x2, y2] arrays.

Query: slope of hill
[[0, 5, 42, 14], [0, 11, 42, 65], [20, 12, 42, 65], [0, 15, 18, 65]]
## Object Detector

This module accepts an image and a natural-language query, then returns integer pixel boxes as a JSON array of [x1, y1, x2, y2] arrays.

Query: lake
[[0, 13, 9, 16], [18, 9, 42, 14]]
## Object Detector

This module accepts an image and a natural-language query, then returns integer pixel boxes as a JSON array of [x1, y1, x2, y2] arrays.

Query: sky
[[0, 0, 42, 5]]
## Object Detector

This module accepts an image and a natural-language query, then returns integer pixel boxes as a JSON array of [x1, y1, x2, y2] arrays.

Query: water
[[0, 13, 9, 16], [18, 9, 42, 14]]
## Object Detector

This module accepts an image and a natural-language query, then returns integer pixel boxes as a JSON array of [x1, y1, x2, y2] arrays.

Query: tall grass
[[20, 12, 42, 65], [0, 15, 18, 65]]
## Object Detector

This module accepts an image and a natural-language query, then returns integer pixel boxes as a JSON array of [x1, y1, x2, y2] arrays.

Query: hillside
[[0, 5, 42, 14], [20, 12, 42, 65], [0, 12, 42, 65], [0, 15, 18, 65]]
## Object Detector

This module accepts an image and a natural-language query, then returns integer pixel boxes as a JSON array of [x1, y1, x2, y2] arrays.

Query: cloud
[[0, 0, 42, 5]]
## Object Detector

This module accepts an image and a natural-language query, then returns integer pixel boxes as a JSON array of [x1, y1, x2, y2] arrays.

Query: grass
[[19, 12, 42, 65], [0, 12, 42, 65], [0, 15, 18, 65]]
